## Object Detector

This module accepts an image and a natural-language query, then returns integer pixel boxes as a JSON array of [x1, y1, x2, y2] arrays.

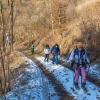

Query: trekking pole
[[72, 65, 75, 91], [87, 64, 90, 75]]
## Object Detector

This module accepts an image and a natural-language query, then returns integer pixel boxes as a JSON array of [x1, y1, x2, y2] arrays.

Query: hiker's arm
[[85, 51, 90, 65], [44, 49, 45, 53], [58, 48, 60, 55], [69, 50, 75, 62], [31, 45, 34, 49], [67, 50, 74, 64]]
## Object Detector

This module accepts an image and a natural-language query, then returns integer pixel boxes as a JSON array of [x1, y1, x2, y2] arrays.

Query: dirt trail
[[22, 49, 73, 100], [29, 56, 73, 100]]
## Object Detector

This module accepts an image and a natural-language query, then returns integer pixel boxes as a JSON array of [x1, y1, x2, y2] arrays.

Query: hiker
[[31, 43, 35, 55], [67, 40, 90, 91], [51, 44, 60, 64], [5, 33, 11, 47], [44, 44, 50, 62]]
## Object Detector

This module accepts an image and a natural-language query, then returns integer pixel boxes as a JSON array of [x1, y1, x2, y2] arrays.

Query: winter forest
[[0, 0, 100, 100]]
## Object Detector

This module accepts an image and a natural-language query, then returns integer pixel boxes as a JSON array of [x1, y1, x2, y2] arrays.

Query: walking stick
[[87, 64, 90, 75]]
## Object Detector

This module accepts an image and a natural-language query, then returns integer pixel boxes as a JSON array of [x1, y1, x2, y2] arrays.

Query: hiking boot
[[74, 83, 80, 90], [52, 61, 54, 64], [81, 84, 87, 92]]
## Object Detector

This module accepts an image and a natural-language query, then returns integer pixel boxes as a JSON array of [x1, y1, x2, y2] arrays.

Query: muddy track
[[59, 59, 100, 87], [30, 57, 73, 100], [22, 49, 73, 100], [21, 49, 100, 87]]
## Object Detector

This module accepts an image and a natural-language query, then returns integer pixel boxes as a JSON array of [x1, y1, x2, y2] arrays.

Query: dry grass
[[0, 50, 28, 95], [2, 0, 99, 61], [9, 51, 27, 69]]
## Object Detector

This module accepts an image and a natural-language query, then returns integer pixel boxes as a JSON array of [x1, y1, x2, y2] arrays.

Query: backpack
[[71, 48, 88, 67], [44, 47, 50, 54], [52, 46, 60, 55]]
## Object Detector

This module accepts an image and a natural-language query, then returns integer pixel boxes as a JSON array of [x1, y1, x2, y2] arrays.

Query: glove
[[58, 55, 60, 59], [66, 60, 71, 66]]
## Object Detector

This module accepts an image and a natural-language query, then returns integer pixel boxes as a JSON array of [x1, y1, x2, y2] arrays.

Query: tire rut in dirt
[[32, 57, 73, 100]]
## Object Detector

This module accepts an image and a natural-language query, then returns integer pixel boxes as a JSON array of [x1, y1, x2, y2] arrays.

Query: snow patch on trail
[[5, 58, 44, 100], [36, 57, 100, 100], [89, 64, 100, 80], [5, 57, 59, 100]]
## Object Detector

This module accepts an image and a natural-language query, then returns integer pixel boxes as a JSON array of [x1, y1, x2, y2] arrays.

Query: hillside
[[0, 0, 100, 61], [0, 0, 100, 99]]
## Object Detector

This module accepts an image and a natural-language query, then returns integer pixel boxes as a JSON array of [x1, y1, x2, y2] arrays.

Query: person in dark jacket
[[51, 44, 60, 64]]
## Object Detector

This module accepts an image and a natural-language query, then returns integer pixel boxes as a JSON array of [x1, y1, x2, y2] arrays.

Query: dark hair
[[45, 44, 50, 48], [55, 44, 58, 46], [55, 44, 59, 48]]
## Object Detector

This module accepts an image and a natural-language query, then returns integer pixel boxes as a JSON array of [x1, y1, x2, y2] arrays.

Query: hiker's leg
[[31, 49, 34, 54], [81, 67, 86, 86], [74, 68, 79, 85], [55, 55, 58, 64], [54, 55, 57, 64], [46, 54, 48, 61], [47, 54, 49, 62], [57, 55, 59, 64], [52, 55, 55, 64], [44, 54, 47, 61]]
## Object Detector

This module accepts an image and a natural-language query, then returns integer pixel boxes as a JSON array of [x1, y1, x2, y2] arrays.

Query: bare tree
[[0, 0, 15, 96], [0, 0, 6, 52], [49, 0, 55, 35], [10, 0, 14, 51], [0, 46, 7, 95]]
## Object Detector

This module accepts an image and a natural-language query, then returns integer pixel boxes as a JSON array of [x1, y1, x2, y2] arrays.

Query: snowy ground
[[89, 64, 100, 80], [36, 57, 100, 100], [2, 57, 59, 100], [1, 56, 99, 100]]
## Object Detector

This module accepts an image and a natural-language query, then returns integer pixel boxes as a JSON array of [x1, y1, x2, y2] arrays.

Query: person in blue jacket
[[51, 44, 60, 64]]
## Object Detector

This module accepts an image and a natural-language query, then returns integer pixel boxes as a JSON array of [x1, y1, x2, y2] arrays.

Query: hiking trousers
[[53, 54, 59, 64], [44, 54, 49, 62], [74, 67, 86, 86], [31, 48, 34, 55]]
